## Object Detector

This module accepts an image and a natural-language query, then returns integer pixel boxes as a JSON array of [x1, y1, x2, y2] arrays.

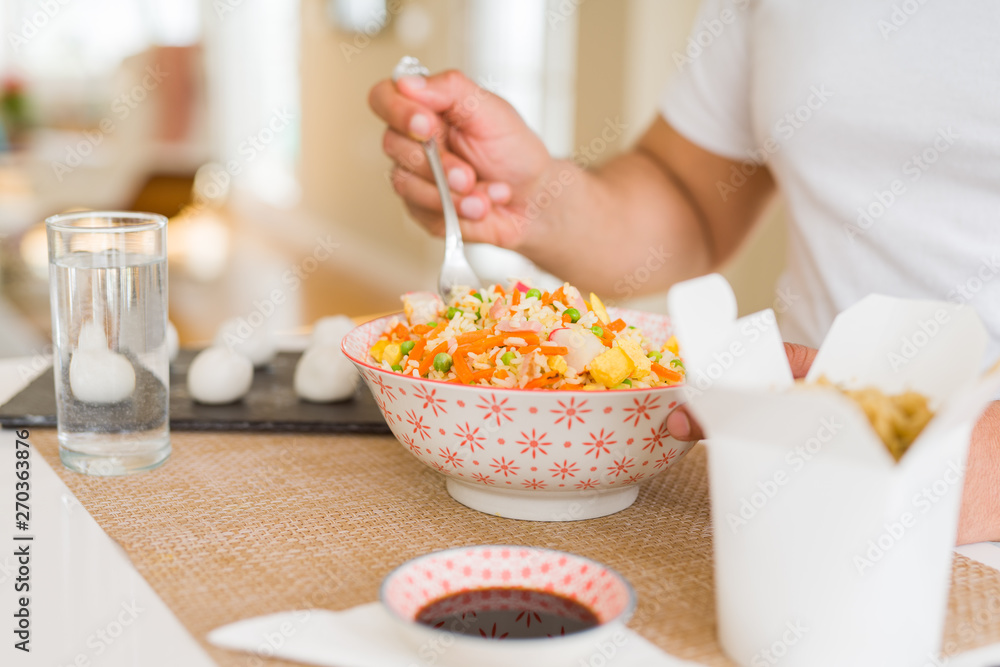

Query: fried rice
[[368, 281, 685, 390]]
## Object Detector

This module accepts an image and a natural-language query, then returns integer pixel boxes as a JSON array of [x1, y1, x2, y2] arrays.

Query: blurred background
[[0, 0, 786, 358]]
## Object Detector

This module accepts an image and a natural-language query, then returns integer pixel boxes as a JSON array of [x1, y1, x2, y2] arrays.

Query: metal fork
[[392, 56, 481, 301]]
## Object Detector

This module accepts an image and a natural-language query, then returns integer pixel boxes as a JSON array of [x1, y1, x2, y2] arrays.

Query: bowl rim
[[342, 310, 686, 395], [378, 544, 638, 643]]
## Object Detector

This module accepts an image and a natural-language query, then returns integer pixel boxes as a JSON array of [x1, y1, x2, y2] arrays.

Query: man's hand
[[368, 70, 554, 249], [958, 401, 1000, 544], [665, 342, 819, 441], [370, 71, 777, 296]]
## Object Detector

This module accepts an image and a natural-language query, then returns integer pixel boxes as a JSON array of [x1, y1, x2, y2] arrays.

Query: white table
[[0, 358, 214, 666], [1, 356, 998, 667]]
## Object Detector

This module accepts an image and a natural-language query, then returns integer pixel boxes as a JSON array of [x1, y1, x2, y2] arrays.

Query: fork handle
[[423, 138, 464, 256]]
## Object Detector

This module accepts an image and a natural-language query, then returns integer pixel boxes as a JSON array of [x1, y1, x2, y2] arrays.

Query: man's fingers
[[368, 79, 443, 142], [666, 406, 704, 442], [401, 202, 503, 246], [391, 168, 493, 223], [395, 70, 493, 129], [784, 342, 818, 379], [391, 168, 451, 213], [383, 130, 477, 195]]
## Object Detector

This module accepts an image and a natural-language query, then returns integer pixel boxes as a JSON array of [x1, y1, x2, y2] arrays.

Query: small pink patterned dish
[[380, 545, 636, 667]]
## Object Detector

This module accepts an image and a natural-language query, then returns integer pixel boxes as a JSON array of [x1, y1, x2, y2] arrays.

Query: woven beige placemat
[[30, 429, 1000, 666]]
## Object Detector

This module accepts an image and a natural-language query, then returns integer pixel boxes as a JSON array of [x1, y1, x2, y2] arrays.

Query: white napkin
[[208, 602, 700, 667]]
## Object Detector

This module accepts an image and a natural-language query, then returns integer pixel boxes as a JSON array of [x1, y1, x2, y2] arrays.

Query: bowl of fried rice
[[341, 281, 693, 521]]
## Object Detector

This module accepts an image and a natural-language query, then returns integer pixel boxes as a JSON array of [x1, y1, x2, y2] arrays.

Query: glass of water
[[46, 212, 170, 475]]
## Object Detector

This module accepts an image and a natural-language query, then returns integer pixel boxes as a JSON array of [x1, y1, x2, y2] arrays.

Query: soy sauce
[[415, 587, 600, 639]]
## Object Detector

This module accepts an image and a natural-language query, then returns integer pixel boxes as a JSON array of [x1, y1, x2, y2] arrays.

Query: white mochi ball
[[78, 319, 109, 351], [310, 315, 356, 348], [213, 317, 276, 367], [69, 349, 136, 404], [166, 320, 180, 363], [294, 345, 359, 403], [187, 346, 254, 405]]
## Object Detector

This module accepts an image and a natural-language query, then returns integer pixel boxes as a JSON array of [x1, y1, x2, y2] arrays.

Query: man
[[368, 0, 999, 543]]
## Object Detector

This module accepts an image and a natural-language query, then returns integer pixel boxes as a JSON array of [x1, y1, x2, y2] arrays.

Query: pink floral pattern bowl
[[342, 308, 692, 521], [380, 545, 636, 667]]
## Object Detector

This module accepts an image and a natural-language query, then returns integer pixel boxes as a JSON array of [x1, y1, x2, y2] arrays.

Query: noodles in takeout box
[[666, 273, 1000, 667]]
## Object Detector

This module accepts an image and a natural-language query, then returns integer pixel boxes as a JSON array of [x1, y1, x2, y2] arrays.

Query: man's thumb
[[396, 69, 493, 128]]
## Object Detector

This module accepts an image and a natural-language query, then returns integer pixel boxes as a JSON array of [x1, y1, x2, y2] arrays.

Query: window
[[464, 0, 577, 157], [462, 0, 578, 287], [2, 0, 200, 77], [202, 0, 300, 206]]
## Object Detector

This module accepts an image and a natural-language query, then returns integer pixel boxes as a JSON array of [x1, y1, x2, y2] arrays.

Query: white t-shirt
[[661, 0, 1000, 367]]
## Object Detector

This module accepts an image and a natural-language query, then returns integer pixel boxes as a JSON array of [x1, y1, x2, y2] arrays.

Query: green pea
[[446, 307, 461, 319], [620, 379, 632, 387], [433, 353, 453, 372], [648, 351, 663, 362], [525, 288, 541, 299], [391, 364, 403, 372], [670, 358, 685, 369], [400, 340, 415, 356], [564, 308, 581, 323], [426, 321, 438, 328], [501, 351, 515, 366], [471, 292, 483, 301], [591, 325, 604, 338]]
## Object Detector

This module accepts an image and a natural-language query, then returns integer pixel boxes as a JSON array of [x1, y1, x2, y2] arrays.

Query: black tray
[[0, 350, 389, 434]]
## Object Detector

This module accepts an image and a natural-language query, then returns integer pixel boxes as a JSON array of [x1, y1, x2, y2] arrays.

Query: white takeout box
[[667, 274, 1000, 667]]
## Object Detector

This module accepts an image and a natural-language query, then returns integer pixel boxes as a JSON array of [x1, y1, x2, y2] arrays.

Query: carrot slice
[[409, 339, 426, 360], [512, 289, 521, 306], [456, 330, 489, 345], [419, 341, 448, 374], [525, 373, 559, 389], [412, 324, 432, 335], [607, 319, 627, 333], [453, 353, 473, 383], [470, 368, 494, 382], [503, 332, 540, 346], [495, 369, 509, 379], [539, 345, 569, 355], [651, 363, 683, 384], [470, 335, 507, 353]]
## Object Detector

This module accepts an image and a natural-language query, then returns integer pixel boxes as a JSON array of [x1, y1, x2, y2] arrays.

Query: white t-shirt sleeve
[[660, 0, 756, 161]]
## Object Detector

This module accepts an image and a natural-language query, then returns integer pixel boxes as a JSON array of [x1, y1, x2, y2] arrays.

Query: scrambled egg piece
[[664, 336, 680, 355], [369, 340, 389, 362], [589, 293, 611, 324], [589, 346, 635, 388], [616, 339, 651, 379], [548, 354, 568, 375], [382, 342, 403, 366]]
